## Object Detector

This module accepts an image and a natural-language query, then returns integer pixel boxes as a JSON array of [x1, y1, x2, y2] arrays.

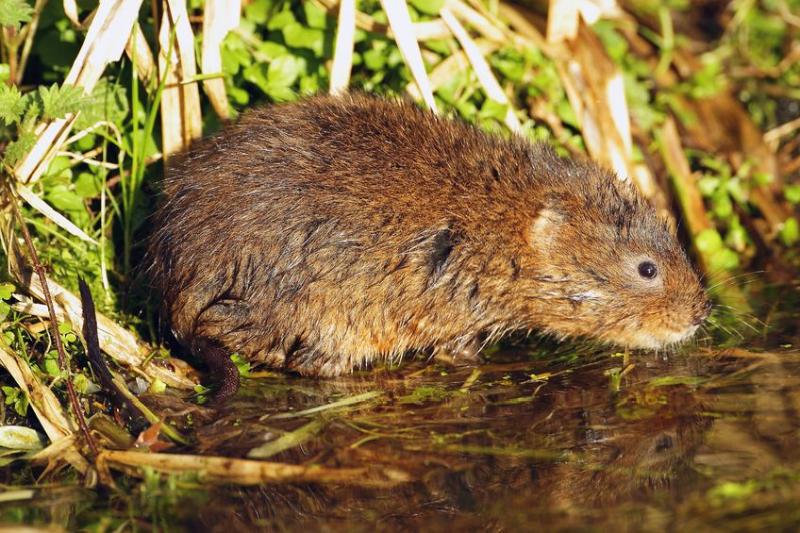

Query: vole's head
[[521, 152, 711, 350]]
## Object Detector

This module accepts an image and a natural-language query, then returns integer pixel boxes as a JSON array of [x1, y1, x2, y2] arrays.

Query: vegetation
[[0, 0, 798, 529]]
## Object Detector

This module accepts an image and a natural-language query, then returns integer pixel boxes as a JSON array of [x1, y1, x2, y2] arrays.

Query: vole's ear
[[527, 207, 564, 249], [664, 215, 679, 237]]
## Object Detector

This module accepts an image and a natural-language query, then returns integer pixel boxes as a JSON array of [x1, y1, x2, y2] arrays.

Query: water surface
[[2, 286, 799, 531]]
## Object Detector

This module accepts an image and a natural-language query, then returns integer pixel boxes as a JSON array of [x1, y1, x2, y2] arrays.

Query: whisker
[[728, 313, 762, 335], [704, 270, 764, 292], [706, 315, 743, 339], [711, 303, 767, 334]]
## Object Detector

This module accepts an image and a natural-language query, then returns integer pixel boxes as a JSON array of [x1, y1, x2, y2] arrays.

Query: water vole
[[147, 93, 711, 399]]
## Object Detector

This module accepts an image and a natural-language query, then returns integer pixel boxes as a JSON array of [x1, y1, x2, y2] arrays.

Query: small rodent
[[147, 93, 711, 400]]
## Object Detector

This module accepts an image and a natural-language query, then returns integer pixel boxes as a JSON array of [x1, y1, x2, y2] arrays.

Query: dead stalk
[[5, 182, 98, 458]]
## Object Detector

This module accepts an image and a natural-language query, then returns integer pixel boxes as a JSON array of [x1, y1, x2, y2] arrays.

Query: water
[[2, 288, 799, 531]]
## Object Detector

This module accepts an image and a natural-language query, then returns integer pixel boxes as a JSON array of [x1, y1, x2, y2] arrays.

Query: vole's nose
[[692, 299, 713, 326]]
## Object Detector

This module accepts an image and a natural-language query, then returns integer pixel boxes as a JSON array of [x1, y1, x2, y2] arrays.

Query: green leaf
[[0, 0, 33, 29], [266, 85, 296, 102], [2, 386, 19, 404], [555, 99, 578, 129], [399, 385, 449, 404], [221, 33, 252, 76], [303, 1, 329, 29], [372, 9, 388, 24], [2, 386, 28, 417], [785, 184, 800, 205], [149, 378, 167, 394], [75, 172, 101, 198], [74, 80, 129, 130], [353, 28, 367, 43], [244, 56, 302, 102], [363, 47, 387, 71], [267, 55, 303, 88], [726, 218, 748, 252], [624, 73, 664, 131], [45, 155, 73, 180], [0, 84, 27, 124], [244, 0, 276, 25], [299, 72, 320, 94], [695, 228, 724, 253], [125, 129, 160, 161], [491, 49, 526, 83], [456, 100, 478, 121], [0, 283, 15, 300], [231, 353, 251, 377], [682, 55, 726, 98], [72, 373, 93, 394], [779, 217, 799, 246], [409, 0, 444, 15], [424, 39, 451, 56], [435, 72, 465, 105], [592, 20, 629, 62], [257, 41, 290, 61], [709, 247, 739, 272], [243, 63, 270, 92], [227, 84, 249, 105], [726, 177, 747, 204], [753, 171, 773, 186], [697, 176, 719, 196], [3, 131, 36, 166], [708, 480, 759, 502], [480, 99, 509, 122], [35, 24, 81, 69], [266, 9, 295, 31], [282, 23, 325, 56], [38, 83, 85, 121], [43, 351, 61, 377], [711, 190, 733, 219], [74, 133, 96, 152]]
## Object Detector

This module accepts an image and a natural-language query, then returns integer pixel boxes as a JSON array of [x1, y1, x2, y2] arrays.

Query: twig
[[330, 0, 356, 94], [55, 150, 119, 170], [3, 27, 19, 86], [440, 7, 521, 132], [16, 0, 49, 85], [78, 278, 189, 445], [78, 279, 139, 422], [5, 183, 98, 458], [764, 115, 800, 145], [777, 0, 800, 27], [97, 450, 411, 487], [379, 0, 438, 113]]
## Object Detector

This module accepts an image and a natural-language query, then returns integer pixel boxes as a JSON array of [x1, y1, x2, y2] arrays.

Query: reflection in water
[[3, 300, 799, 531], [184, 343, 800, 531]]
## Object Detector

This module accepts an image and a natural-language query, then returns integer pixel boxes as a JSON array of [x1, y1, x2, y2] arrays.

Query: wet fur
[[147, 93, 709, 381]]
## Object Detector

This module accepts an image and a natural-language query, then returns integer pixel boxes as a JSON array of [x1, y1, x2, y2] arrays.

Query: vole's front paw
[[432, 338, 483, 367]]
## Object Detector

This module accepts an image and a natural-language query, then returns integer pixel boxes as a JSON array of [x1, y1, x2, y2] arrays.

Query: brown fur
[[147, 93, 710, 386]]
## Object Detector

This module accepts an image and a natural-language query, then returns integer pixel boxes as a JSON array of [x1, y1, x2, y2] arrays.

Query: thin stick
[[440, 7, 521, 132], [379, 0, 438, 113], [98, 450, 411, 487], [330, 0, 356, 95], [6, 183, 98, 458], [764, 115, 800, 145], [16, 0, 49, 85]]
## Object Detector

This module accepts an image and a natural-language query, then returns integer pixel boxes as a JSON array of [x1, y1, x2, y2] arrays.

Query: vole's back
[[149, 94, 544, 377], [148, 93, 709, 392]]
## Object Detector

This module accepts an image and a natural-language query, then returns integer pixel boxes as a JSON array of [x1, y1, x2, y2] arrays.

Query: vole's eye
[[638, 261, 658, 279]]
